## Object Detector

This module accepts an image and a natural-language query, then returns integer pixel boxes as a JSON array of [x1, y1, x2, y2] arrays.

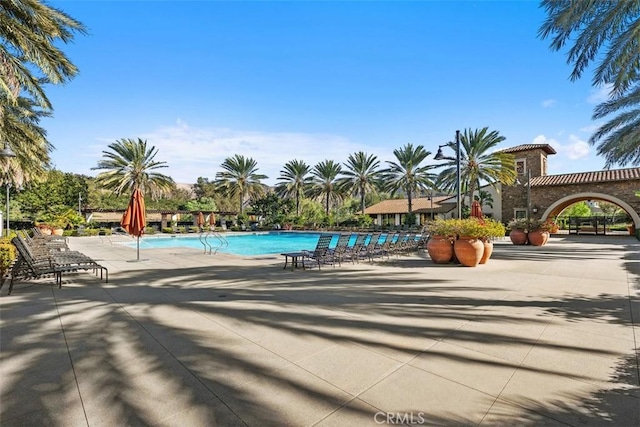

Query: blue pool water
[[125, 232, 339, 256]]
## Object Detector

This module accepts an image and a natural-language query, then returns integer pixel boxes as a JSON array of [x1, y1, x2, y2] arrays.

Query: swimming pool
[[124, 232, 339, 256]]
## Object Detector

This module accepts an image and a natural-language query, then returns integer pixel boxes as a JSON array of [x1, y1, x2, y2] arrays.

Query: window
[[516, 159, 526, 175], [514, 209, 527, 219]]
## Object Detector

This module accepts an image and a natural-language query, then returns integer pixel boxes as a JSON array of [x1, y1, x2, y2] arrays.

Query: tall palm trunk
[[325, 193, 330, 216]]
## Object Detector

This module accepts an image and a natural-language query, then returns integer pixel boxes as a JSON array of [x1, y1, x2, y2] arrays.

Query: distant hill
[[175, 182, 195, 197]]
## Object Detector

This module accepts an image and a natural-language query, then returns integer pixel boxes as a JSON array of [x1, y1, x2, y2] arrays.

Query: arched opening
[[541, 192, 639, 234]]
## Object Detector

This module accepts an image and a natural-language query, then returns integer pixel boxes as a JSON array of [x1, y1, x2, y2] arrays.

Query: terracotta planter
[[528, 230, 549, 246], [453, 237, 484, 267], [39, 227, 52, 236], [52, 228, 64, 236], [426, 235, 454, 264], [509, 229, 528, 245], [479, 239, 493, 264]]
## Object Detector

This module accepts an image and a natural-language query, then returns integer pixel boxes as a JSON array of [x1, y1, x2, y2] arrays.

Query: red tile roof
[[531, 167, 640, 186], [499, 144, 557, 155], [363, 196, 454, 215]]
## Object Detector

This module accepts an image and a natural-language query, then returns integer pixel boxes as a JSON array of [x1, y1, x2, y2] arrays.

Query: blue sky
[[45, 0, 608, 185]]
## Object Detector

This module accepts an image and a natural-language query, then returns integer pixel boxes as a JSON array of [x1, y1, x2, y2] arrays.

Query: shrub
[[0, 240, 16, 277], [529, 219, 555, 232], [423, 219, 457, 237], [507, 218, 529, 231], [479, 218, 506, 239], [453, 218, 487, 238]]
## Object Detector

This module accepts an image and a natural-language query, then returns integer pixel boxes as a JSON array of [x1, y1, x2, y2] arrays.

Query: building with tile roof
[[363, 143, 640, 230], [500, 144, 640, 230]]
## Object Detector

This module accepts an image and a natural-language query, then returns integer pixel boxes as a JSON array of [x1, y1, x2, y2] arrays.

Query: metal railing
[[199, 230, 229, 254]]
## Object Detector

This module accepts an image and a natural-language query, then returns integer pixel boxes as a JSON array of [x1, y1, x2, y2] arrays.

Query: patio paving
[[1, 234, 639, 426]]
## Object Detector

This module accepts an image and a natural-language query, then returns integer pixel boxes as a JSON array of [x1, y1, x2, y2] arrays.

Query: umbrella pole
[[137, 236, 140, 261]]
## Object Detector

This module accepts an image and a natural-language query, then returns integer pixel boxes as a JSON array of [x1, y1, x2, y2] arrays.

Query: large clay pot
[[426, 235, 454, 264], [528, 230, 549, 246], [479, 239, 493, 264], [509, 229, 528, 245], [52, 228, 64, 236], [453, 237, 484, 267]]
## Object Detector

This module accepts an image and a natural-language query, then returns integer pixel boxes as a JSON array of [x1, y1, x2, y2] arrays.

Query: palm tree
[[474, 189, 494, 210], [215, 155, 268, 214], [539, 1, 639, 97], [91, 138, 175, 198], [0, 0, 86, 110], [1, 94, 52, 187], [0, 1, 85, 191], [275, 159, 312, 216], [309, 160, 343, 216], [381, 143, 437, 215], [337, 152, 381, 214], [436, 128, 515, 208], [589, 89, 640, 167], [539, 1, 640, 167]]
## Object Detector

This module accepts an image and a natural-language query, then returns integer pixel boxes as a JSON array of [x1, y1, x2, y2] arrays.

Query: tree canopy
[[539, 0, 640, 167]]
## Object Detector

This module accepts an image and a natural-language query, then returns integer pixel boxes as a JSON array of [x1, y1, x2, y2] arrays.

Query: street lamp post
[[0, 143, 16, 236], [434, 130, 462, 219], [428, 190, 434, 220], [526, 169, 531, 222], [516, 168, 532, 222]]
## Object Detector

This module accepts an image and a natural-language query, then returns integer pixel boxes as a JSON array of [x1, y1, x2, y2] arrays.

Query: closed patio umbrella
[[471, 200, 483, 222], [197, 212, 205, 230], [209, 212, 216, 228], [121, 188, 146, 261]]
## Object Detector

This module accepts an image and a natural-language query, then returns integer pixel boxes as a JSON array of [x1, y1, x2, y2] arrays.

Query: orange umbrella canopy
[[121, 188, 146, 237], [197, 212, 205, 227], [209, 213, 216, 226], [470, 200, 483, 220]]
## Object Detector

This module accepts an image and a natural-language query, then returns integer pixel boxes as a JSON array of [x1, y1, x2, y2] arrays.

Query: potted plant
[[36, 223, 53, 235], [528, 219, 554, 246], [452, 218, 486, 267], [476, 218, 506, 264], [507, 218, 529, 245], [627, 223, 636, 236], [423, 219, 456, 264]]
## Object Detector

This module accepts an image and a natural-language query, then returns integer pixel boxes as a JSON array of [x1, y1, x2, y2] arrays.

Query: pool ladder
[[200, 231, 228, 254]]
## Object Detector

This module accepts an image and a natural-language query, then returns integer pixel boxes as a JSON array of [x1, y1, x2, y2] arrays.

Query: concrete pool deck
[[1, 234, 639, 426]]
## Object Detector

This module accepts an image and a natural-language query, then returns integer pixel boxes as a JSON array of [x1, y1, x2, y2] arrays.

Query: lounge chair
[[343, 233, 367, 263], [302, 234, 335, 270], [363, 232, 383, 261], [8, 234, 108, 294], [329, 233, 352, 266]]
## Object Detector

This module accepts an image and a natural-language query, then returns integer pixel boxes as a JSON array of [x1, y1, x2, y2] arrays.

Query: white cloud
[[580, 123, 600, 133], [533, 134, 590, 161], [587, 84, 613, 104], [132, 120, 389, 184], [565, 135, 590, 159], [541, 99, 557, 108]]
